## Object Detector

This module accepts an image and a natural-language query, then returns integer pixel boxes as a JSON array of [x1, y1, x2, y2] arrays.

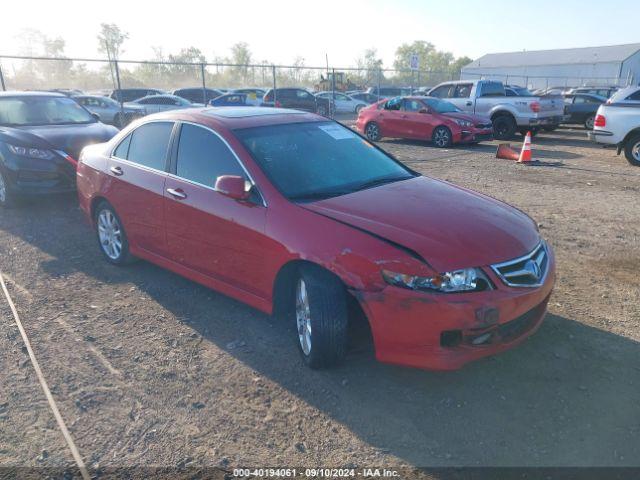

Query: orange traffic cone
[[496, 143, 520, 161], [518, 131, 533, 163]]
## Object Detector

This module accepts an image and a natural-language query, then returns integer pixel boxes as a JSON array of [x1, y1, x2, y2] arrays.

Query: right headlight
[[382, 267, 493, 293], [7, 144, 55, 160]]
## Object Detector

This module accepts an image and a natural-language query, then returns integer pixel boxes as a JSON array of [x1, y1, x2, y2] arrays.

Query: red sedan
[[77, 107, 554, 371], [356, 96, 493, 147]]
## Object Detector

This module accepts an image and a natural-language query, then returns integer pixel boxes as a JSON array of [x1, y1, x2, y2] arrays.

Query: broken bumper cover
[[356, 251, 556, 371]]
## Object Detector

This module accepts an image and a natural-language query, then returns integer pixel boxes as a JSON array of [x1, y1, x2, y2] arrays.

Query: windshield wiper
[[350, 175, 411, 193], [289, 188, 352, 202]]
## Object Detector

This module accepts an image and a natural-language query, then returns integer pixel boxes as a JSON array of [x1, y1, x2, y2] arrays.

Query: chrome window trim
[[109, 119, 175, 175], [173, 121, 267, 207], [491, 241, 549, 288]]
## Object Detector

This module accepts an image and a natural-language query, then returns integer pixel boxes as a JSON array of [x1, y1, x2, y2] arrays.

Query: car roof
[[142, 107, 324, 130], [0, 90, 66, 98]]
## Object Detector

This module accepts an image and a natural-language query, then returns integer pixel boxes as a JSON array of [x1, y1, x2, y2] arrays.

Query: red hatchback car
[[77, 107, 554, 371], [356, 96, 493, 147]]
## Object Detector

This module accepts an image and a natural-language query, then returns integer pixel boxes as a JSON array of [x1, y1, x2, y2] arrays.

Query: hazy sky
[[2, 0, 640, 67]]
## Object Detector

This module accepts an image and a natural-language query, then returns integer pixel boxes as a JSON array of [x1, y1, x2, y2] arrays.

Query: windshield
[[0, 96, 96, 126], [423, 98, 461, 113], [234, 121, 415, 201]]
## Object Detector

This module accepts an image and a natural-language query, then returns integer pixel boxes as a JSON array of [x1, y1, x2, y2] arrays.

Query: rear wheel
[[432, 126, 452, 148], [294, 265, 348, 369], [584, 115, 595, 130], [624, 133, 640, 167], [94, 201, 135, 265], [364, 122, 381, 141], [492, 115, 517, 140]]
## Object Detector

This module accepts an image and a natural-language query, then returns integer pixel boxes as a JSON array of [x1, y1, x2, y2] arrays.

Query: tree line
[[3, 24, 472, 91]]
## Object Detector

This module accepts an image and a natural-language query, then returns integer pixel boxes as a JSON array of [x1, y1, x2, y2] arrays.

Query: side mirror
[[91, 112, 101, 121], [215, 175, 250, 201]]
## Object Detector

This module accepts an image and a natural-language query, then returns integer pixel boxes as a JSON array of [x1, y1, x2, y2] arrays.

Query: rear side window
[[479, 82, 505, 97], [430, 85, 453, 98], [125, 122, 173, 170], [175, 124, 245, 186], [113, 134, 132, 159]]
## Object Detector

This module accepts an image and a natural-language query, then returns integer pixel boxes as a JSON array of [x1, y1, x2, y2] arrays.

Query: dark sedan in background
[[562, 93, 606, 129], [263, 88, 333, 116], [0, 92, 118, 207], [209, 93, 253, 107]]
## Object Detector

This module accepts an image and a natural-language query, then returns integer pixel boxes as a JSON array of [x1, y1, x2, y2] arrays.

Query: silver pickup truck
[[428, 80, 564, 139]]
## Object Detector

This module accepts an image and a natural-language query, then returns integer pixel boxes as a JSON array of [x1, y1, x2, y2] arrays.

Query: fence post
[[114, 60, 124, 120], [272, 65, 277, 105], [331, 68, 336, 118], [200, 63, 207, 104], [0, 62, 6, 91]]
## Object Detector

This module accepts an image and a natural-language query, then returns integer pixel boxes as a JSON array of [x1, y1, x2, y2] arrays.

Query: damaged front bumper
[[355, 251, 556, 371]]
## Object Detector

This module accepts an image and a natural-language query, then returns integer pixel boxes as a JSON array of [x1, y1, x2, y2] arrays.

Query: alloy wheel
[[365, 123, 379, 141], [633, 141, 640, 162], [433, 128, 451, 147], [295, 278, 312, 356], [585, 116, 595, 130], [97, 209, 123, 260]]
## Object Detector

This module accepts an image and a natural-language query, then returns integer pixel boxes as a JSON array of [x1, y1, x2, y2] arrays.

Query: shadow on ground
[[1, 196, 639, 467]]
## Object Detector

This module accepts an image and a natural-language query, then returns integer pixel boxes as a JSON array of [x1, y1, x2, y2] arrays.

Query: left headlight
[[7, 144, 55, 160], [382, 267, 492, 293], [453, 119, 473, 128]]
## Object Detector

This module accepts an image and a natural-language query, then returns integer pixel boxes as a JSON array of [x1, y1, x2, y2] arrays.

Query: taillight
[[529, 101, 540, 113], [594, 114, 606, 127]]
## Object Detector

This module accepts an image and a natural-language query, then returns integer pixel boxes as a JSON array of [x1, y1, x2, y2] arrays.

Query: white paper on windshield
[[318, 124, 356, 140]]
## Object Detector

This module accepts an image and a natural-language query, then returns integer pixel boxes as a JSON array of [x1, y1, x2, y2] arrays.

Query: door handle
[[110, 166, 123, 176], [166, 188, 187, 200]]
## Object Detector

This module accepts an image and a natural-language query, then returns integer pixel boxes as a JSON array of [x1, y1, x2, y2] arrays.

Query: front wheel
[[624, 133, 640, 167], [432, 126, 453, 148], [294, 266, 348, 369], [0, 169, 16, 208], [94, 202, 135, 265], [364, 122, 381, 141]]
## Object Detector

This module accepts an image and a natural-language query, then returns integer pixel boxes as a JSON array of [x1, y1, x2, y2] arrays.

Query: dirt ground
[[1, 125, 639, 476]]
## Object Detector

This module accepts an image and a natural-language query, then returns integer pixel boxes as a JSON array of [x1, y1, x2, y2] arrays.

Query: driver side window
[[403, 99, 423, 112]]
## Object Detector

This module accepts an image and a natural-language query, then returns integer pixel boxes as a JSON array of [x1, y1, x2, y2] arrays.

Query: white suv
[[589, 87, 640, 166]]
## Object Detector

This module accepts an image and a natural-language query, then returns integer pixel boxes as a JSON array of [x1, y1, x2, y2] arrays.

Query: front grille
[[491, 242, 549, 288]]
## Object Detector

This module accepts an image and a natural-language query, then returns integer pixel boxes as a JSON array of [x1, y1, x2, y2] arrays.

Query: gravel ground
[[0, 126, 639, 476]]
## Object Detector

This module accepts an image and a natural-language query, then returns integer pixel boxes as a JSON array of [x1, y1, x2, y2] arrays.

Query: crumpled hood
[[303, 176, 540, 272], [441, 111, 491, 125], [0, 122, 118, 160]]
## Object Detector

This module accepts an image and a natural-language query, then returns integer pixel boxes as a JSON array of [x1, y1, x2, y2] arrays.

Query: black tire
[[492, 115, 517, 140], [94, 201, 135, 265], [623, 133, 640, 167], [0, 168, 16, 209], [584, 115, 595, 130], [364, 122, 381, 141], [431, 126, 453, 148], [293, 265, 348, 369]]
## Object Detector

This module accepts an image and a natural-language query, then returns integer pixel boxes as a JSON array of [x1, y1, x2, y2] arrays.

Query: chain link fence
[[1, 55, 631, 101]]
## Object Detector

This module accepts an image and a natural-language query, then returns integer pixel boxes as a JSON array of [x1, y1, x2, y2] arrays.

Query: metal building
[[461, 43, 640, 90]]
